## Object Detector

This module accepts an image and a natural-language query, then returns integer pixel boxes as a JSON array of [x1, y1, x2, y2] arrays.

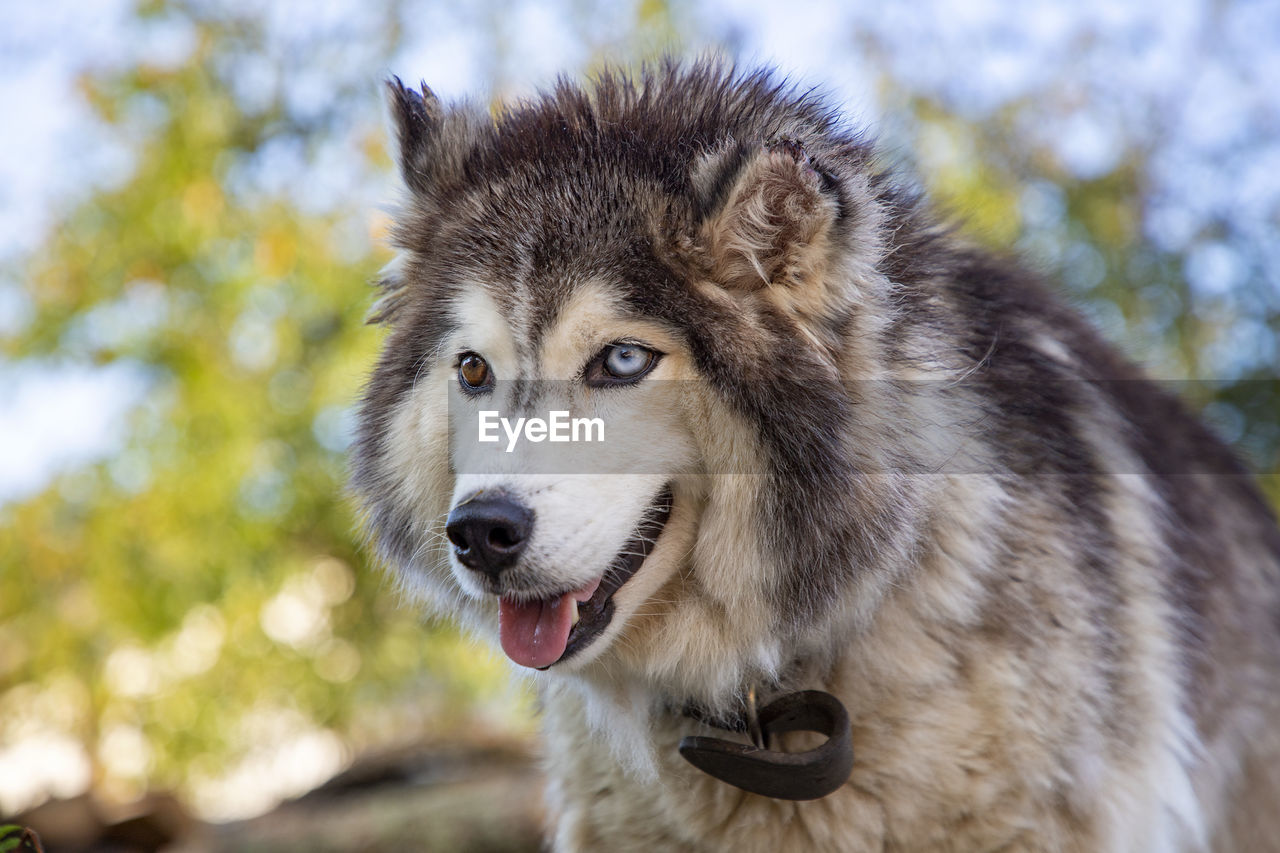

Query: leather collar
[[676, 688, 854, 800]]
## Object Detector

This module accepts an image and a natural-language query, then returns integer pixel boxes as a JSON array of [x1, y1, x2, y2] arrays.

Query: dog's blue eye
[[605, 345, 651, 377], [589, 343, 659, 385]]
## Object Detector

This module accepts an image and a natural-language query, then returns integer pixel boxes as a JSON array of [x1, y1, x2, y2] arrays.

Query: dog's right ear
[[691, 139, 840, 292], [386, 76, 443, 194]]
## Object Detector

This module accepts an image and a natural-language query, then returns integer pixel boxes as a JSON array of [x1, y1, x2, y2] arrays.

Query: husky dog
[[351, 62, 1280, 851]]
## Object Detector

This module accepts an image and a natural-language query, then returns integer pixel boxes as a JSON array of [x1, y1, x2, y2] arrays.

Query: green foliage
[[0, 826, 42, 853]]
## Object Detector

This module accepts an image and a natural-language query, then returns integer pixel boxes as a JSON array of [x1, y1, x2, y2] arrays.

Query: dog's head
[[351, 64, 929, 703]]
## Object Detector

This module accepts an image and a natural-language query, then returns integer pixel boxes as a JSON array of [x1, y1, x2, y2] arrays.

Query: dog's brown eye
[[459, 353, 492, 390]]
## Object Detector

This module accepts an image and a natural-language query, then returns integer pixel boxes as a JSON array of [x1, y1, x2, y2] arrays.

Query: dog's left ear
[[386, 76, 443, 195], [694, 140, 840, 290]]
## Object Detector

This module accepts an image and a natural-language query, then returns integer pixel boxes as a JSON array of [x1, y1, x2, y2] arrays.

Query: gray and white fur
[[351, 61, 1280, 852]]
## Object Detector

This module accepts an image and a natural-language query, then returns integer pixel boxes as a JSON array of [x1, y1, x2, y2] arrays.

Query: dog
[[350, 62, 1280, 851]]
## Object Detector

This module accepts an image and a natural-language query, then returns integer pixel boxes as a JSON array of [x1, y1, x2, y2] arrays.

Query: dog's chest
[[538, 694, 1089, 853]]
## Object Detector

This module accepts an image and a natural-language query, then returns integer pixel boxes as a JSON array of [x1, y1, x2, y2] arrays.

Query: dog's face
[[352, 67, 925, 702], [434, 281, 702, 671]]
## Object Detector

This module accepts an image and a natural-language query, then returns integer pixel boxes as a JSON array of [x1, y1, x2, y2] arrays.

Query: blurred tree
[[0, 0, 528, 820]]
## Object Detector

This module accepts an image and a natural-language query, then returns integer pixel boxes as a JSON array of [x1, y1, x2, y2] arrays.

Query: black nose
[[445, 494, 534, 578]]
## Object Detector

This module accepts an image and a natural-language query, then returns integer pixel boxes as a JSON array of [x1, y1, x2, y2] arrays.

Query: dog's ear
[[386, 76, 443, 194], [695, 140, 840, 291]]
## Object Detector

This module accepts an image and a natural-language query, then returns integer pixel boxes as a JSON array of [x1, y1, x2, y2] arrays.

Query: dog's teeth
[[571, 603, 581, 626]]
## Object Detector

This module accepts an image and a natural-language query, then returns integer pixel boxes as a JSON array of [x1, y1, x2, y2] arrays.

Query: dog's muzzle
[[445, 485, 673, 669]]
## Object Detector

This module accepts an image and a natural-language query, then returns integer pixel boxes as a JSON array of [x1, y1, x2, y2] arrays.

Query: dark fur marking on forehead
[[390, 62, 869, 272]]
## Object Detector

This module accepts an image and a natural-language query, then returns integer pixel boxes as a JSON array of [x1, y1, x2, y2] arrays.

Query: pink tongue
[[498, 578, 601, 669], [498, 593, 576, 669]]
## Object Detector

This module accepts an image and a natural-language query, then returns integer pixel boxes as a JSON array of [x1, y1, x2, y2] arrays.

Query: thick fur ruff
[[351, 61, 1280, 851]]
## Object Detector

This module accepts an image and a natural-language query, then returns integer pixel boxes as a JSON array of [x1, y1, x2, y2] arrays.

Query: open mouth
[[497, 485, 673, 669]]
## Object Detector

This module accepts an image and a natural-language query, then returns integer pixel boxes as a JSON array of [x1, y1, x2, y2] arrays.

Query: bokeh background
[[1, 0, 1277, 849]]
